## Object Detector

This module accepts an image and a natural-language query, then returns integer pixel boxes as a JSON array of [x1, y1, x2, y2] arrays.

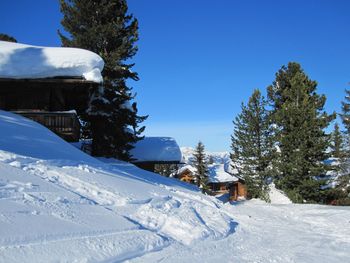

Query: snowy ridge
[[181, 147, 230, 165], [0, 41, 104, 82]]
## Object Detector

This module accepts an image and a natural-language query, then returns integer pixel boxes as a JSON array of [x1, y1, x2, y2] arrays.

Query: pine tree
[[330, 123, 344, 159], [341, 89, 350, 156], [267, 62, 335, 203], [341, 89, 350, 133], [59, 0, 147, 160], [193, 141, 209, 193], [231, 89, 274, 201], [0, 33, 17, 42]]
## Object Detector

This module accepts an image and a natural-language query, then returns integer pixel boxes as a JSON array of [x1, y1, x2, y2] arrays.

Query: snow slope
[[1, 111, 350, 262], [0, 111, 236, 261], [0, 41, 104, 82]]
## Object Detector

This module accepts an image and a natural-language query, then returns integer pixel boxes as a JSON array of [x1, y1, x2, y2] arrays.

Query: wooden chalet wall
[[208, 180, 247, 201], [0, 78, 98, 113], [133, 162, 155, 172], [133, 161, 181, 173], [14, 111, 81, 142], [229, 181, 247, 201], [177, 169, 195, 184], [0, 78, 99, 142]]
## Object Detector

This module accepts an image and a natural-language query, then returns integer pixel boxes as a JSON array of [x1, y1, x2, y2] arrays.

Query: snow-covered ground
[[1, 111, 350, 262]]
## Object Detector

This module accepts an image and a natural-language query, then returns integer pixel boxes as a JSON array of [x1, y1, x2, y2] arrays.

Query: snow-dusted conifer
[[193, 142, 209, 192], [330, 123, 345, 159], [231, 89, 273, 201], [59, 0, 147, 160], [341, 89, 350, 133], [268, 62, 335, 203], [341, 89, 350, 156]]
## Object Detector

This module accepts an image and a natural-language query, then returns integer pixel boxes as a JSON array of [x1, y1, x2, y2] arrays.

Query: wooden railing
[[13, 111, 81, 142]]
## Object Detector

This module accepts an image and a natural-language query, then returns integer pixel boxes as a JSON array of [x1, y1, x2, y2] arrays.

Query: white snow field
[[0, 41, 104, 82], [0, 111, 350, 262]]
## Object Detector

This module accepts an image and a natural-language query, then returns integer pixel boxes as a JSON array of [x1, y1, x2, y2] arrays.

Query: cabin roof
[[178, 164, 197, 174], [131, 137, 182, 163], [208, 163, 239, 183], [0, 41, 104, 83], [176, 163, 242, 183]]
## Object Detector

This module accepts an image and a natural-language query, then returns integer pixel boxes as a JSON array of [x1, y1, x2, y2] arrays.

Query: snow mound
[[268, 183, 292, 204], [0, 110, 98, 162], [131, 194, 236, 245], [0, 41, 104, 82]]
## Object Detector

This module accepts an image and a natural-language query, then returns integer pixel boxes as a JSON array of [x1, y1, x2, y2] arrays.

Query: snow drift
[[0, 41, 104, 82], [0, 111, 236, 261]]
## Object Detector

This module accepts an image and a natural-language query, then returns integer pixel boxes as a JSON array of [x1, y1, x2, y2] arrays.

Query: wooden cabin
[[0, 40, 104, 143], [207, 178, 247, 201], [206, 164, 247, 201], [174, 163, 247, 201], [176, 165, 196, 184], [229, 180, 247, 201], [0, 77, 99, 142], [130, 137, 182, 173]]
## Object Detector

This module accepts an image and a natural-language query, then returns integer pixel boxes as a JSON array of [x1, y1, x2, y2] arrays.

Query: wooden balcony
[[13, 110, 81, 142]]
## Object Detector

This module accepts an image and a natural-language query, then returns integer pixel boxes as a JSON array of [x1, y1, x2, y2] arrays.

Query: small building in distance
[[175, 161, 247, 201], [130, 137, 182, 172], [207, 163, 247, 201], [0, 40, 104, 142], [175, 165, 197, 184]]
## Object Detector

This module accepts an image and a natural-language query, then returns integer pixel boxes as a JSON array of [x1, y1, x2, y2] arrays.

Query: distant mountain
[[180, 147, 238, 180], [180, 147, 231, 166]]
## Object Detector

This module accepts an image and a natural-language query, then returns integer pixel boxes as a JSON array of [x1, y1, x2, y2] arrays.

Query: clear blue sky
[[1, 0, 349, 151]]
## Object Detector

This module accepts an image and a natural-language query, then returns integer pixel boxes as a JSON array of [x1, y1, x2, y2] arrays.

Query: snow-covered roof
[[208, 163, 238, 183], [178, 164, 197, 174], [131, 137, 182, 163], [0, 41, 104, 83]]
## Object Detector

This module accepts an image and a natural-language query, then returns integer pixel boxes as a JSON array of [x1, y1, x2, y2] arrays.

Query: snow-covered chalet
[[0, 40, 104, 142]]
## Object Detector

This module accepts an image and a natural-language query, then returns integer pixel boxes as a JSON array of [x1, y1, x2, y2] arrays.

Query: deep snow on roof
[[208, 163, 238, 183], [0, 41, 104, 82], [178, 164, 197, 174], [131, 137, 182, 163]]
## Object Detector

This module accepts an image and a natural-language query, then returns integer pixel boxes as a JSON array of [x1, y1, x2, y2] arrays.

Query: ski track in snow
[[0, 153, 237, 262]]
